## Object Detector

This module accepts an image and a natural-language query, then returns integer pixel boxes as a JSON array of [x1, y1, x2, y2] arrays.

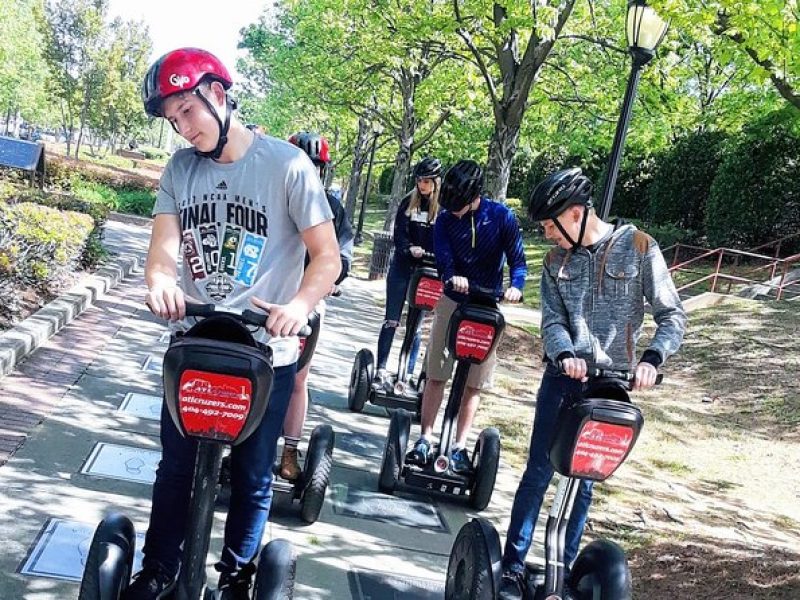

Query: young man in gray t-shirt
[[127, 48, 340, 600]]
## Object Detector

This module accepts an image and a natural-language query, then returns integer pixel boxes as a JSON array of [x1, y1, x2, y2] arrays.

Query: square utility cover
[[19, 518, 144, 582], [80, 442, 160, 484], [332, 485, 447, 532], [349, 569, 444, 600], [118, 392, 162, 421]]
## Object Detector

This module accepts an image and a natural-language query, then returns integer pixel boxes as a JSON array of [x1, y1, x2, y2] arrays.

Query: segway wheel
[[300, 424, 335, 524], [445, 518, 502, 600], [378, 408, 411, 494], [348, 349, 373, 412], [253, 539, 296, 599], [469, 428, 501, 511], [78, 513, 136, 600], [568, 539, 632, 600]]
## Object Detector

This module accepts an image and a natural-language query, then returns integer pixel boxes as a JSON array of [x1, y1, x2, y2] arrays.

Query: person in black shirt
[[374, 157, 442, 385]]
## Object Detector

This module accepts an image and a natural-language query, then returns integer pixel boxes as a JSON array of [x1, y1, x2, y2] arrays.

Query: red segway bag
[[446, 304, 505, 365], [407, 267, 444, 311], [549, 386, 644, 482], [162, 315, 274, 445]]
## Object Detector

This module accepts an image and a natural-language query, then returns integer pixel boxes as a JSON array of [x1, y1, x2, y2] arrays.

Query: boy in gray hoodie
[[498, 167, 687, 599]]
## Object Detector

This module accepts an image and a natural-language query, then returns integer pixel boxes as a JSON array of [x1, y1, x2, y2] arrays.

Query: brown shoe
[[279, 446, 301, 481]]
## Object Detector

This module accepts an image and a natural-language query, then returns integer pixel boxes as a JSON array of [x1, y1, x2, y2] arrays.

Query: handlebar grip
[[558, 361, 664, 386], [183, 304, 312, 337]]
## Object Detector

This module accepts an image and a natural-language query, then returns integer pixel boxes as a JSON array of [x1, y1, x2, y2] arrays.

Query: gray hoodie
[[541, 223, 686, 371]]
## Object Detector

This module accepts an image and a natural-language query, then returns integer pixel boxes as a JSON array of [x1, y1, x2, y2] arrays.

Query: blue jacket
[[435, 197, 528, 301]]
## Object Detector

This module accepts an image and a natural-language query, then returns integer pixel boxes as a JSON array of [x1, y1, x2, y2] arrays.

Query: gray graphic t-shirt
[[153, 135, 332, 366]]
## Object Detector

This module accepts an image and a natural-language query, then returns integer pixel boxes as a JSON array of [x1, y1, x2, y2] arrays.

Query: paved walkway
[[0, 217, 542, 599]]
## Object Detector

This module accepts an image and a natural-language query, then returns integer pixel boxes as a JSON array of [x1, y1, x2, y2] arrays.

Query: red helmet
[[142, 48, 233, 117], [288, 131, 330, 164]]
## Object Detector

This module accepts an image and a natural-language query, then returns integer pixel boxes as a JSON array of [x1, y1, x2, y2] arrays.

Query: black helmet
[[527, 167, 593, 222], [288, 131, 330, 165], [440, 160, 483, 212], [413, 157, 442, 179]]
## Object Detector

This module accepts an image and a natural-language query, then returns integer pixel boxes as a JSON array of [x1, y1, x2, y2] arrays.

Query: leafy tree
[[0, 0, 49, 131], [656, 0, 799, 111], [40, 0, 107, 157]]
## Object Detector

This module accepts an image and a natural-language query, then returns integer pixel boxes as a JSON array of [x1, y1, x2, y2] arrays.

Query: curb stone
[[0, 254, 140, 379]]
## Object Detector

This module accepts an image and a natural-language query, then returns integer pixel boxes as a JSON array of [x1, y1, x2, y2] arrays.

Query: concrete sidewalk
[[0, 217, 535, 599]]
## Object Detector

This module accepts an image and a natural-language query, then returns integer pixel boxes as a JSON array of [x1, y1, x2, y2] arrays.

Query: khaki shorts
[[424, 295, 499, 390]]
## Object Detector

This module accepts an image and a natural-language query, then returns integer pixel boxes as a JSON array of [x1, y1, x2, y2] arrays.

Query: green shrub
[[607, 153, 658, 221], [706, 110, 800, 250], [629, 219, 700, 249], [140, 146, 169, 161], [0, 201, 94, 288], [13, 187, 111, 268], [647, 130, 727, 232]]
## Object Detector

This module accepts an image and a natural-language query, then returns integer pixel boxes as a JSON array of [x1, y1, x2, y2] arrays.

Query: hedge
[[706, 111, 800, 251]]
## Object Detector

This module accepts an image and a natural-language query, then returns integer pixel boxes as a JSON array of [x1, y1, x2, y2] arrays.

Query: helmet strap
[[554, 206, 589, 250], [193, 87, 235, 160]]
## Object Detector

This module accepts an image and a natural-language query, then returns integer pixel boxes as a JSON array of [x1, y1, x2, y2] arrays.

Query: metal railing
[[664, 243, 800, 301]]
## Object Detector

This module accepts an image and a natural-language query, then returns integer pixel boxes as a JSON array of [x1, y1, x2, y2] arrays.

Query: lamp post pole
[[598, 54, 648, 221], [354, 128, 380, 246], [598, 0, 668, 221]]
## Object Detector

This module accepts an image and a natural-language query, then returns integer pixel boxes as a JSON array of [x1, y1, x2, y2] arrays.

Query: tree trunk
[[75, 83, 92, 159], [485, 117, 522, 201], [384, 142, 412, 231], [383, 69, 417, 232], [345, 117, 370, 220]]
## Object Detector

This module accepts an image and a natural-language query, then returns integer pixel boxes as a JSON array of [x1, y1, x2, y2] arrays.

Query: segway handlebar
[[556, 361, 663, 386], [412, 251, 437, 268], [445, 280, 521, 303], [185, 303, 312, 337]]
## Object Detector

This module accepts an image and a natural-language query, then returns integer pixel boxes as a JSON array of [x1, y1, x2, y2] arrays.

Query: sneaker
[[405, 437, 433, 466], [373, 368, 389, 387], [122, 564, 175, 599], [279, 445, 302, 481], [450, 447, 472, 474], [498, 569, 526, 600], [217, 563, 255, 600]]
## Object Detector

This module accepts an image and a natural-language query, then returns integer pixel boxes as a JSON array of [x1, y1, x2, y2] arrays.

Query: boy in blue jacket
[[406, 160, 527, 473]]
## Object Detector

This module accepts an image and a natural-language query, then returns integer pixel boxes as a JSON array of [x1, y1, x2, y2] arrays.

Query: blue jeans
[[376, 259, 421, 372], [142, 363, 296, 577], [502, 365, 594, 573]]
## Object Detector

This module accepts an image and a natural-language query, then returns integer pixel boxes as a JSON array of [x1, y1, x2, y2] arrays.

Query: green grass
[[650, 458, 693, 475], [70, 179, 156, 216]]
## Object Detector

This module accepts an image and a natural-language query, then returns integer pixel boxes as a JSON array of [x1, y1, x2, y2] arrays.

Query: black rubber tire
[[253, 539, 296, 600], [568, 539, 632, 600], [300, 424, 335, 524], [378, 408, 411, 494], [348, 349, 373, 412], [78, 513, 136, 600], [470, 428, 501, 511], [445, 518, 501, 600]]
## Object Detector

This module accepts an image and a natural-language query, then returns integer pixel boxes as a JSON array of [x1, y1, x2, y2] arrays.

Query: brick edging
[[0, 254, 140, 379]]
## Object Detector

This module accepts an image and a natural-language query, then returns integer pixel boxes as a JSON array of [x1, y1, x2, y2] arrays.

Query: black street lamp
[[598, 0, 669, 220], [354, 123, 383, 246]]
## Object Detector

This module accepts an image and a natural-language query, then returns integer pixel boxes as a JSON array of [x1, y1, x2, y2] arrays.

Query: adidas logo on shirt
[[216, 180, 228, 190]]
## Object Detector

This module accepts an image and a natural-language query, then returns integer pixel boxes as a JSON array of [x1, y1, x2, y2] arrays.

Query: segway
[[218, 308, 335, 524], [445, 367, 659, 600], [349, 254, 443, 418], [378, 284, 505, 511], [78, 304, 301, 599]]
